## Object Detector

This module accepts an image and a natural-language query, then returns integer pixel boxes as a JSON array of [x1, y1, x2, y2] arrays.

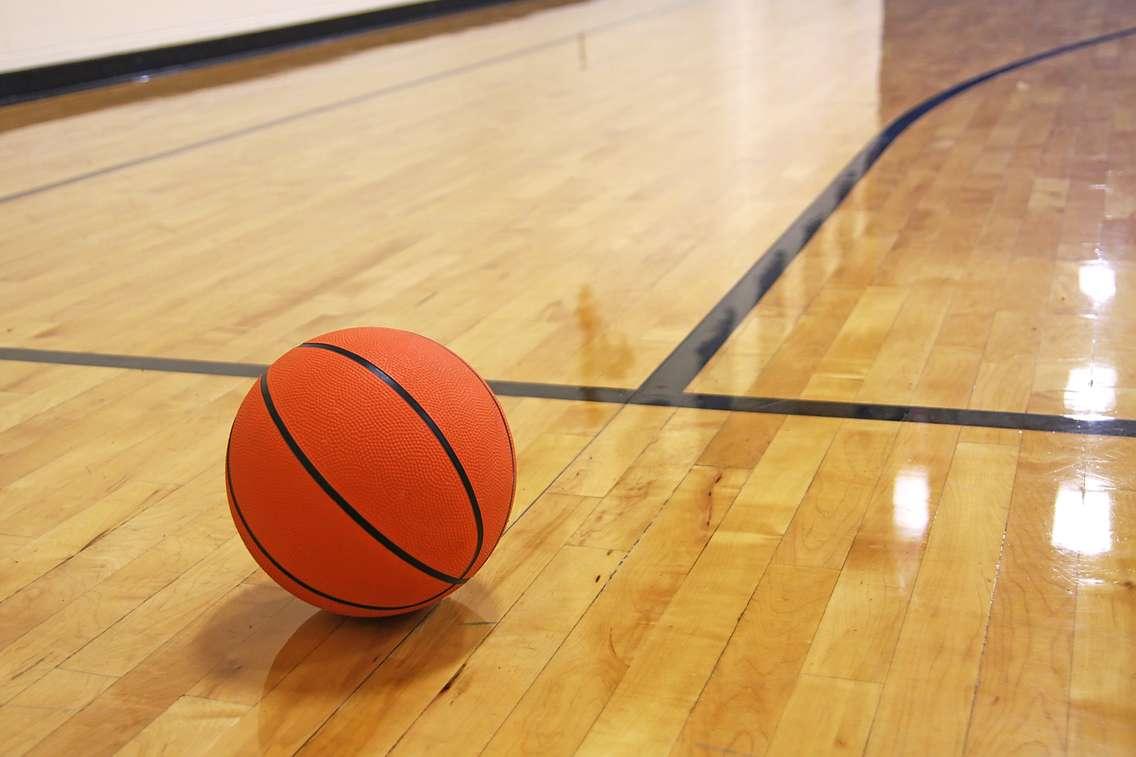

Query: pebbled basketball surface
[[226, 327, 516, 617]]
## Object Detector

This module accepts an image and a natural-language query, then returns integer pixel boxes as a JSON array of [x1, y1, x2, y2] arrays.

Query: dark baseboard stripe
[[0, 0, 521, 106]]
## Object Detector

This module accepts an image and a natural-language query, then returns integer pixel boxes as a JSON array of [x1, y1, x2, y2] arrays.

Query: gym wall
[[1, 0, 417, 73]]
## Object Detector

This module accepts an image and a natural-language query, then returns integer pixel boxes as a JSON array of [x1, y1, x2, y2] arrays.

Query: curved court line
[[0, 0, 699, 206], [635, 23, 1136, 398]]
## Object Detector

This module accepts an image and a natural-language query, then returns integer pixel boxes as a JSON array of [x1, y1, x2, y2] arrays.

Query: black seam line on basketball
[[259, 371, 468, 585], [226, 430, 453, 611], [633, 23, 1136, 399], [300, 341, 486, 578], [0, 0, 701, 206]]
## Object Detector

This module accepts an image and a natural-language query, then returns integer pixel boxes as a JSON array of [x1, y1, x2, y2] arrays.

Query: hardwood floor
[[1, 0, 1134, 754], [692, 26, 1136, 415]]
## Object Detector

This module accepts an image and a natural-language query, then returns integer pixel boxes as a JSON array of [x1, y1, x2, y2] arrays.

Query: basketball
[[224, 326, 515, 617]]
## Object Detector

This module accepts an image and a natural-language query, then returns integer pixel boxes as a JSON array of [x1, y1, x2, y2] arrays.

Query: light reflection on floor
[[892, 467, 930, 539], [1052, 480, 1113, 556]]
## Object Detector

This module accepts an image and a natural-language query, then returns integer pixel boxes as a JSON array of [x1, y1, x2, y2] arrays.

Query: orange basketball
[[225, 327, 515, 617]]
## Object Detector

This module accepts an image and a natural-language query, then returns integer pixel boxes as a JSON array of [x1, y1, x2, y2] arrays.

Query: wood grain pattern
[[674, 565, 839, 756], [865, 442, 1019, 757], [2, 0, 1136, 753], [766, 676, 881, 757], [965, 435, 1080, 755], [691, 6, 1136, 418], [485, 465, 748, 755]]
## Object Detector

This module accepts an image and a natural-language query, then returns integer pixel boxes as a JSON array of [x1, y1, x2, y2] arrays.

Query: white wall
[[0, 0, 420, 73]]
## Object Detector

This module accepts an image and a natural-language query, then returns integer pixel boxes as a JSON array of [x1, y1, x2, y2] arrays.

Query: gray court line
[[0, 0, 700, 205], [3, 346, 1135, 437], [0, 346, 634, 402], [0, 347, 265, 377], [634, 23, 1136, 398], [636, 390, 1136, 439]]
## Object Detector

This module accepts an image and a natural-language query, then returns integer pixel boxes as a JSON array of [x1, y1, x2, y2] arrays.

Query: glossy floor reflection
[[4, 1, 1135, 393], [1, 364, 1133, 753], [693, 23, 1136, 420], [2, 0, 1135, 753], [1, 0, 882, 388]]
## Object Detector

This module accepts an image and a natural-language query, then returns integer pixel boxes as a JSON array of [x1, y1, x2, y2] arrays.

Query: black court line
[[0, 0, 699, 206], [633, 391, 1136, 439], [2, 346, 1135, 438], [489, 380, 634, 404], [634, 23, 1136, 398], [0, 346, 631, 403], [5, 25, 1136, 438], [0, 347, 266, 378]]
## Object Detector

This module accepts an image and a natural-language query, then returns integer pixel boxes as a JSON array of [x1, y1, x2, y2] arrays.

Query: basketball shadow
[[251, 585, 500, 748]]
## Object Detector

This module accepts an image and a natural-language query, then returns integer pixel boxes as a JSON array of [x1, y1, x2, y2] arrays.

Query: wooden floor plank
[[549, 405, 676, 498], [294, 490, 604, 755], [115, 695, 250, 757], [673, 565, 839, 756], [803, 423, 959, 683], [485, 466, 747, 755], [569, 408, 727, 550], [389, 544, 622, 755], [0, 669, 116, 755], [766, 675, 881, 757], [577, 508, 779, 754], [964, 433, 1080, 755], [1069, 468, 1136, 755], [26, 580, 302, 756], [865, 441, 1019, 756], [773, 420, 898, 569]]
